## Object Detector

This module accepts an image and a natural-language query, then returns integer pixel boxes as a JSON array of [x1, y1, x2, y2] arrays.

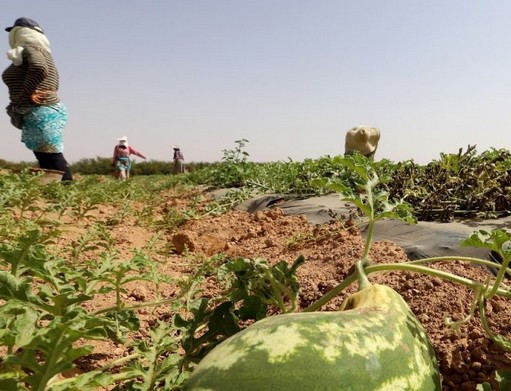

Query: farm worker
[[344, 125, 381, 159], [171, 145, 185, 174], [2, 17, 73, 181], [112, 136, 146, 180]]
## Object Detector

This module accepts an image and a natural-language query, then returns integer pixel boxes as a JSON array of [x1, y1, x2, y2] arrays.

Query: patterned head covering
[[6, 19, 50, 66]]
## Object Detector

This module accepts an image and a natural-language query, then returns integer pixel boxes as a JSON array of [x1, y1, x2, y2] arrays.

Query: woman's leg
[[33, 151, 73, 181], [116, 158, 129, 180], [174, 159, 184, 174]]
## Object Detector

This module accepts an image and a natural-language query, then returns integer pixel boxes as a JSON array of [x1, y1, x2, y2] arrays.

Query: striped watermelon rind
[[183, 284, 441, 391]]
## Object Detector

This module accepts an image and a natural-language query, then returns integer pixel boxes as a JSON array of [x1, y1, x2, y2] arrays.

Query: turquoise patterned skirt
[[116, 156, 131, 171], [21, 102, 68, 153]]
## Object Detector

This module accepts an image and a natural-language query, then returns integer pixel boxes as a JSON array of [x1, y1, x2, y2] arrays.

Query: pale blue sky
[[1, 1, 511, 164]]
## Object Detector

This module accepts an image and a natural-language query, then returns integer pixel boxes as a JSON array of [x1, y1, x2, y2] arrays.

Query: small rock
[[264, 238, 275, 247], [471, 347, 486, 361], [171, 231, 198, 254], [130, 285, 148, 301]]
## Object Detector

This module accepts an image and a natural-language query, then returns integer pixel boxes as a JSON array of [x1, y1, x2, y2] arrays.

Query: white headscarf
[[118, 136, 129, 148], [6, 26, 51, 66]]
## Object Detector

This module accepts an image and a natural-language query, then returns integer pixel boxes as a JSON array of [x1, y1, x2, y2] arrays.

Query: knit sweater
[[2, 44, 60, 106]]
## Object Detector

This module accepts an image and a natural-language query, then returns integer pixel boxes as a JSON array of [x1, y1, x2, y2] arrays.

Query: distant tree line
[[0, 157, 218, 176]]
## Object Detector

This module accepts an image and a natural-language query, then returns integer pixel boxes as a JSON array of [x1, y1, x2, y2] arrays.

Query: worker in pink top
[[112, 136, 146, 180]]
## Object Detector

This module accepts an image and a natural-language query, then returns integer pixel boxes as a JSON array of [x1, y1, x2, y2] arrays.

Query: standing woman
[[171, 145, 185, 174], [112, 136, 146, 180], [2, 17, 72, 181]]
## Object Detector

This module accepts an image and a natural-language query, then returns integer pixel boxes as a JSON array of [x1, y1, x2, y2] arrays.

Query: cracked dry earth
[[58, 189, 511, 391]]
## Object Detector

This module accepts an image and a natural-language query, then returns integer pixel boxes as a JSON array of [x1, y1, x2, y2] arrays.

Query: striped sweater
[[2, 44, 60, 106]]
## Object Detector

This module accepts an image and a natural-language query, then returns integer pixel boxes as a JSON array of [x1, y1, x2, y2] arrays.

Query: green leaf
[[462, 229, 511, 252], [0, 378, 27, 391], [207, 301, 240, 336], [237, 295, 266, 320], [104, 309, 140, 335], [475, 383, 492, 391], [115, 322, 184, 391], [495, 370, 511, 389], [0, 300, 39, 348], [50, 291, 92, 316], [2, 309, 115, 390], [50, 371, 115, 391], [493, 334, 511, 352], [0, 271, 51, 312]]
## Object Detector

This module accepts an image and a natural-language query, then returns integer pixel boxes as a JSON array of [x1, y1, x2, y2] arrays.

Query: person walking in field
[[2, 17, 73, 181], [112, 136, 146, 180], [171, 145, 185, 174]]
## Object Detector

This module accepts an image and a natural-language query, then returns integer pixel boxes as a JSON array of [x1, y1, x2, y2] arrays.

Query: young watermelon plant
[[183, 154, 511, 390]]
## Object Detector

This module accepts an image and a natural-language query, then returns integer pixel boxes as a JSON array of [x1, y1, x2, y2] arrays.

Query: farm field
[[72, 188, 511, 390], [2, 147, 511, 390]]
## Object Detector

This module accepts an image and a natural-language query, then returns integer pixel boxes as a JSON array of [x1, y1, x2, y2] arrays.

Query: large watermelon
[[183, 284, 441, 390]]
